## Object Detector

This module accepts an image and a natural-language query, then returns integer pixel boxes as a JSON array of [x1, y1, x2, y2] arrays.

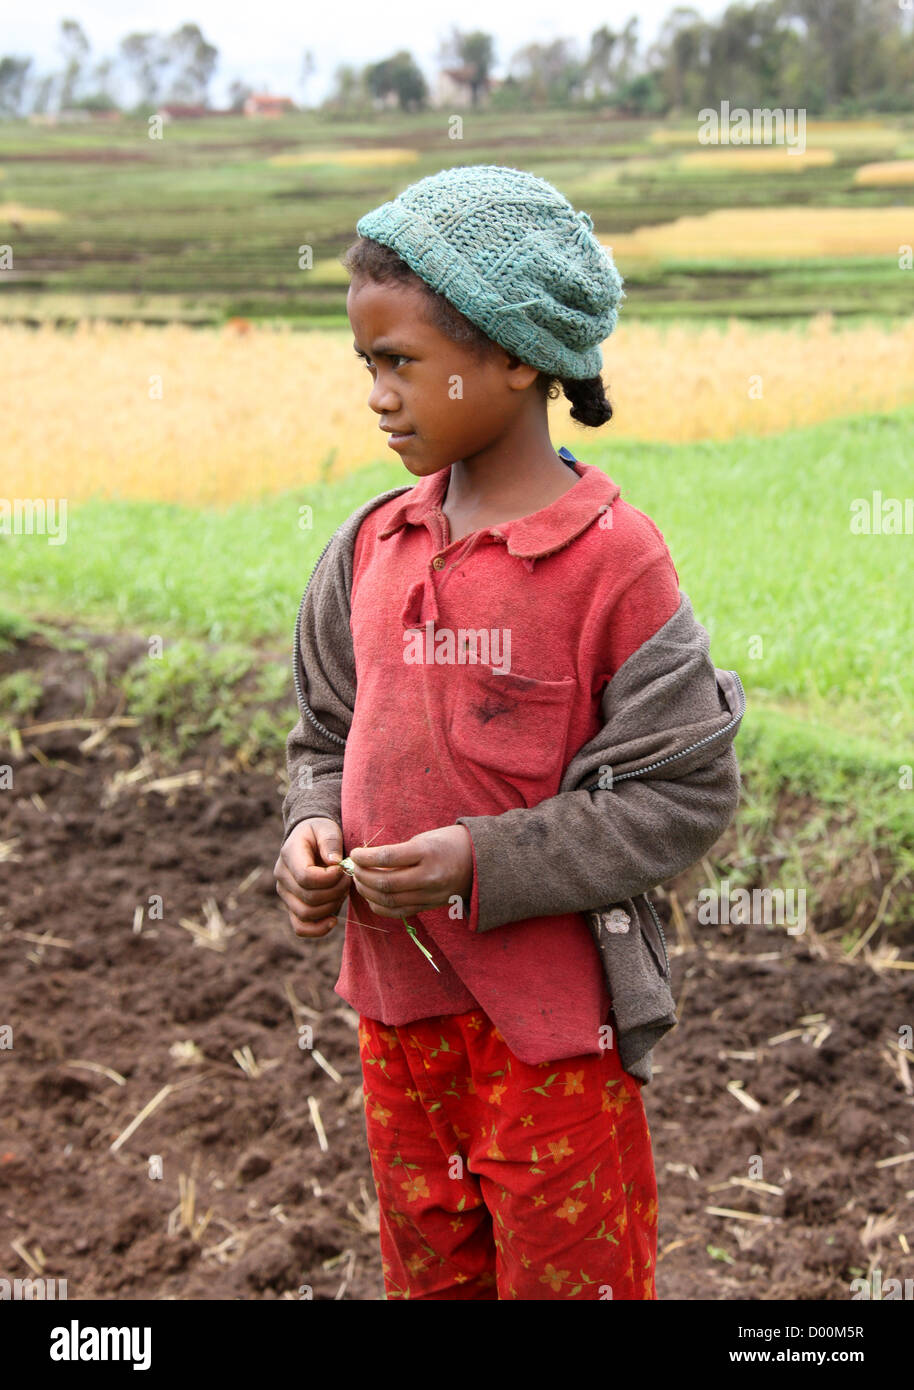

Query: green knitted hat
[[355, 163, 624, 380]]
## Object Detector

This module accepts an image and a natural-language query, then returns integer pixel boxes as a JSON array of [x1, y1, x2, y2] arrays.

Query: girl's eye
[[355, 352, 409, 370]]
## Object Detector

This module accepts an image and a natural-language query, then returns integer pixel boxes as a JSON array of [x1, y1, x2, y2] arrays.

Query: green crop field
[[1, 108, 913, 324]]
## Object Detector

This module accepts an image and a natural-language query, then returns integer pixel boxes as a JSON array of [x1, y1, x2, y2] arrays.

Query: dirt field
[[1, 624, 912, 1300]]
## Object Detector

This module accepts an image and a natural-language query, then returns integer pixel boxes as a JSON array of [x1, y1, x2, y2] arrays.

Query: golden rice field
[[608, 207, 914, 263], [649, 119, 904, 149], [0, 203, 63, 225], [677, 149, 834, 171], [268, 147, 420, 168], [4, 315, 914, 505], [854, 160, 914, 185]]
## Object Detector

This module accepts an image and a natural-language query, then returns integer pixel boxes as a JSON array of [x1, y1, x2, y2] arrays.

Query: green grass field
[[3, 407, 913, 864]]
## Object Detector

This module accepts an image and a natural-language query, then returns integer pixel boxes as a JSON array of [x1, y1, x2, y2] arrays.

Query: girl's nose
[[368, 373, 400, 414]]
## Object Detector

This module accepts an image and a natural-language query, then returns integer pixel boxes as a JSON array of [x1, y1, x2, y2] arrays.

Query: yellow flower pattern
[[358, 1008, 658, 1300]]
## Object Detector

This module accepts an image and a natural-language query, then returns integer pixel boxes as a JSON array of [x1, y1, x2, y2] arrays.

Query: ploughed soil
[[1, 623, 912, 1301]]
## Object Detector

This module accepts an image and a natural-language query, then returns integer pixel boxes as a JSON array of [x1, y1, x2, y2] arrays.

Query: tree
[[438, 27, 495, 106], [489, 73, 524, 110], [586, 26, 619, 100], [648, 5, 712, 111], [698, 1, 798, 107], [615, 16, 640, 89], [585, 17, 642, 104], [883, 1, 914, 110], [509, 37, 584, 105], [0, 56, 31, 115], [227, 79, 253, 112], [323, 63, 368, 112], [364, 51, 427, 111], [779, 0, 900, 108], [58, 18, 90, 108], [80, 55, 119, 110], [616, 71, 666, 116], [299, 49, 317, 106], [460, 31, 495, 106], [119, 33, 168, 107], [163, 23, 219, 105], [30, 72, 56, 115]]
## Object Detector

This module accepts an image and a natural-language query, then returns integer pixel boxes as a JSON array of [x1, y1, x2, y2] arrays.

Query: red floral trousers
[[358, 1008, 658, 1300]]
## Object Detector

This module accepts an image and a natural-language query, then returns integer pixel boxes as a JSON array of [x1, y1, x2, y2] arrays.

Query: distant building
[[156, 103, 235, 121], [433, 66, 499, 109], [157, 103, 210, 121], [243, 94, 296, 118]]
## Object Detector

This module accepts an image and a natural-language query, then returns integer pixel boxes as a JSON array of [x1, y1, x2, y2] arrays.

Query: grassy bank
[[3, 407, 913, 723]]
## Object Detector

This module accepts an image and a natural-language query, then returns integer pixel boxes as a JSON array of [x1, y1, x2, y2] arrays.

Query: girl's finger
[[276, 880, 342, 924], [346, 865, 424, 900], [276, 864, 348, 910], [287, 861, 347, 891], [291, 914, 339, 938], [275, 881, 314, 921], [349, 843, 422, 872], [352, 890, 445, 918]]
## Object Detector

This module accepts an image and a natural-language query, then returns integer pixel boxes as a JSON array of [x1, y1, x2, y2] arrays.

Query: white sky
[[9, 1, 727, 104]]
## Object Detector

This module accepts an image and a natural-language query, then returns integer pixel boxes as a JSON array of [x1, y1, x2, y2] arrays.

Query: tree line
[[1, 2, 912, 119]]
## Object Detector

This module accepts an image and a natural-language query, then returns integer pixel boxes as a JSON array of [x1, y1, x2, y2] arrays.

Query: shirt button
[[432, 556, 446, 569]]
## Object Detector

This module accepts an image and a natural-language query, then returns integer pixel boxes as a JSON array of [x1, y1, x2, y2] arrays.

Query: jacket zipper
[[643, 893, 671, 976], [580, 670, 745, 979], [580, 670, 746, 790], [291, 488, 414, 740]]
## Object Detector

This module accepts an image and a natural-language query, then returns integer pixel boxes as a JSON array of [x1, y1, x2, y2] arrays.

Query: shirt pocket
[[447, 664, 578, 794]]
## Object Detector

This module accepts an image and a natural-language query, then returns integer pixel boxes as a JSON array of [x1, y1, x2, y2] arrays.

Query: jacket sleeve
[[281, 535, 356, 845], [456, 742, 741, 932]]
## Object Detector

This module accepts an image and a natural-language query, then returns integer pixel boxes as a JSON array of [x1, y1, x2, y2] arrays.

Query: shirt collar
[[377, 448, 622, 560]]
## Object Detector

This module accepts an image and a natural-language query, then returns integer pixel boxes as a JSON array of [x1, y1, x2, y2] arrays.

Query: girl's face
[[346, 272, 539, 478]]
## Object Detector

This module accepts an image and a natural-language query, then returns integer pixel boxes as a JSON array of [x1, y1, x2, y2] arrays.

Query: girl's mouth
[[387, 432, 415, 450]]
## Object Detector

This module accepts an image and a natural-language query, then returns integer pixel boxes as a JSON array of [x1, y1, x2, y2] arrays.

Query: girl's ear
[[504, 353, 540, 391]]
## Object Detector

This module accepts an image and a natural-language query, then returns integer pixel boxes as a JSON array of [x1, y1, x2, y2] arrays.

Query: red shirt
[[337, 451, 681, 1064]]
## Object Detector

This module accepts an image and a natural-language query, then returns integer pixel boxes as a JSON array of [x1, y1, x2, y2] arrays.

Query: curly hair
[[341, 236, 613, 428]]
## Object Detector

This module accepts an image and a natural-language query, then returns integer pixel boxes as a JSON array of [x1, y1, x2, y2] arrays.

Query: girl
[[274, 164, 742, 1300]]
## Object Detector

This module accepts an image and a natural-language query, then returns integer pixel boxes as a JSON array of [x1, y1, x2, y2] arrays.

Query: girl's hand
[[274, 817, 349, 938], [345, 825, 473, 919]]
